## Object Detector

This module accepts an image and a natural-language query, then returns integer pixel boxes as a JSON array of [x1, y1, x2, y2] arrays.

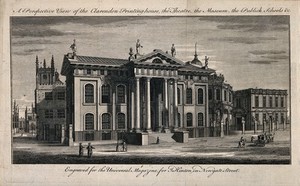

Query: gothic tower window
[[85, 113, 94, 130], [102, 84, 111, 103], [85, 84, 94, 103]]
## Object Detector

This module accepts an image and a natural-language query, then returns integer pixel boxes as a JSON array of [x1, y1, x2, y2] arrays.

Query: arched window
[[85, 113, 94, 130], [186, 88, 192, 104], [197, 88, 204, 104], [187, 113, 193, 127], [102, 84, 111, 103], [85, 84, 94, 103], [117, 113, 126, 129], [117, 85, 126, 103], [177, 88, 181, 104], [198, 113, 204, 126], [178, 113, 181, 127], [102, 113, 111, 129]]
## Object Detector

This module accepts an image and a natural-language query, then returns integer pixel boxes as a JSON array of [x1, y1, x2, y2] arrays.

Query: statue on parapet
[[171, 44, 176, 57], [70, 39, 77, 55], [136, 39, 143, 55]]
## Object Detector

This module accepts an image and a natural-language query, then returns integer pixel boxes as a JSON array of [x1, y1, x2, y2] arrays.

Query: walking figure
[[122, 140, 127, 152], [79, 143, 84, 157], [171, 44, 176, 57], [86, 143, 95, 158], [156, 137, 160, 144]]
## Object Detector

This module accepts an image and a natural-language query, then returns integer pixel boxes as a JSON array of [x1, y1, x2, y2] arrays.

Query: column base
[[162, 127, 171, 133], [146, 128, 153, 133]]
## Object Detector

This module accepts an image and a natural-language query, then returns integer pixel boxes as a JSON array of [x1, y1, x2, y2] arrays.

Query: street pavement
[[13, 130, 290, 164]]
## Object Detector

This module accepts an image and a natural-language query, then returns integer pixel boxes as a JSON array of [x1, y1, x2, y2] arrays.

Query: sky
[[11, 16, 290, 117]]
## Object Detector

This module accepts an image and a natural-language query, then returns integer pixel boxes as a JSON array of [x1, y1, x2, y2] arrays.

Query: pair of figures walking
[[79, 143, 95, 158]]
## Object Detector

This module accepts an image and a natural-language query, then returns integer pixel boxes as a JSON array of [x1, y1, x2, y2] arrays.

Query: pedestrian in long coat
[[86, 143, 95, 158]]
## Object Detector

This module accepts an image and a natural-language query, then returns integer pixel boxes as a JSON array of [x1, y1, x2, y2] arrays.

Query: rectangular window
[[100, 69, 105, 75], [263, 96, 266, 107], [223, 90, 227, 101], [57, 109, 65, 118], [275, 97, 278, 107], [56, 92, 65, 100], [186, 88, 193, 104], [229, 92, 232, 102], [281, 113, 284, 124], [281, 97, 284, 107], [236, 98, 241, 108], [86, 69, 92, 75], [45, 92, 53, 100], [187, 113, 193, 127], [208, 88, 213, 100], [255, 96, 259, 107], [198, 113, 203, 126], [216, 89, 221, 101], [45, 109, 53, 118], [269, 97, 273, 108], [275, 113, 278, 122], [177, 88, 181, 105]]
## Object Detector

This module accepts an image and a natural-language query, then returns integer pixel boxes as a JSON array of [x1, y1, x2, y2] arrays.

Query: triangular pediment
[[134, 49, 185, 66]]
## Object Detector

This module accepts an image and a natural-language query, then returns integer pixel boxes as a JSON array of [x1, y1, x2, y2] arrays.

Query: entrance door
[[236, 117, 242, 130]]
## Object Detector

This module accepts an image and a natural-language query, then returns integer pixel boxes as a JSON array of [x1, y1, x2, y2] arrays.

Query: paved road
[[13, 130, 290, 164]]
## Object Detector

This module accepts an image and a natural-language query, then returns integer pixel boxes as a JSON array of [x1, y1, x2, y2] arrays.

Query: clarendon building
[[31, 43, 288, 144], [60, 43, 236, 143]]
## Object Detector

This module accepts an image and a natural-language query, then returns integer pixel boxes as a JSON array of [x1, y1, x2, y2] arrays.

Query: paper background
[[1, 0, 299, 185]]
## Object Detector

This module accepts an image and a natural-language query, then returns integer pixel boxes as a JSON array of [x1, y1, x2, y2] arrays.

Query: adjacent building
[[208, 73, 233, 136], [12, 100, 20, 134], [24, 104, 37, 134], [35, 55, 66, 142], [233, 88, 288, 133]]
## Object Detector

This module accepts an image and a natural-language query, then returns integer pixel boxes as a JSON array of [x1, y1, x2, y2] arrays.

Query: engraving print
[[11, 16, 290, 164]]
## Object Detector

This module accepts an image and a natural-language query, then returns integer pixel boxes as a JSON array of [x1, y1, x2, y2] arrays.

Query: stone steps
[[148, 132, 176, 144]]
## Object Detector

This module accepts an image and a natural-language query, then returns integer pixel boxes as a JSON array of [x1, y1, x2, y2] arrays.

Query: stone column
[[242, 117, 245, 135], [136, 78, 141, 131], [146, 77, 151, 131], [213, 120, 216, 137], [220, 120, 224, 137], [131, 82, 135, 131], [263, 119, 266, 132], [276, 120, 278, 131], [163, 78, 169, 131], [61, 124, 65, 144], [112, 89, 116, 131], [68, 124, 73, 146], [174, 80, 178, 129], [254, 120, 257, 134], [283, 118, 286, 130]]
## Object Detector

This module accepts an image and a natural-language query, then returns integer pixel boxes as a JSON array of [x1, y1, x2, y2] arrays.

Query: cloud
[[249, 60, 278, 64], [211, 36, 277, 44], [12, 39, 61, 46], [261, 55, 289, 60], [12, 26, 67, 37], [249, 50, 286, 55], [199, 16, 289, 32], [12, 51, 33, 56]]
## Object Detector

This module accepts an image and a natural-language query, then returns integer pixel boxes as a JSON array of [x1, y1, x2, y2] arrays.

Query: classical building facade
[[233, 88, 288, 133], [208, 73, 233, 136], [61, 45, 217, 142], [35, 56, 66, 142]]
